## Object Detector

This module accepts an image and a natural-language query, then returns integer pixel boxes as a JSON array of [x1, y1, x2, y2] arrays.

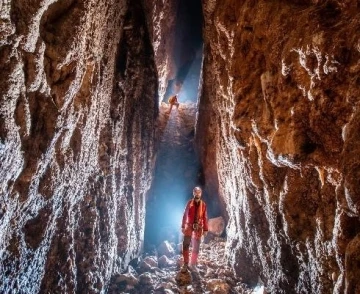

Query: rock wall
[[197, 0, 360, 293], [143, 0, 203, 104], [142, 0, 178, 102], [0, 0, 157, 293]]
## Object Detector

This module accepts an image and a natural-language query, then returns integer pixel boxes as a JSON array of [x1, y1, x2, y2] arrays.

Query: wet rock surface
[[0, 1, 157, 293], [197, 1, 360, 293]]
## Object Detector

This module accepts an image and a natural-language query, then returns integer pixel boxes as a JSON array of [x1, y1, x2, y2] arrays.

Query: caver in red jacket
[[181, 199, 208, 239], [181, 198, 208, 267]]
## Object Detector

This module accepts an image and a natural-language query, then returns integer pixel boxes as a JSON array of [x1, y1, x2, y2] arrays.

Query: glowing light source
[[252, 285, 265, 294]]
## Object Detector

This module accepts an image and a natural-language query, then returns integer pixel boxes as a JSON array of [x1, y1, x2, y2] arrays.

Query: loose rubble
[[108, 236, 252, 294]]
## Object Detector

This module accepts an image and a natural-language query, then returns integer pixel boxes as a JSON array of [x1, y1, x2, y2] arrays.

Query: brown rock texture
[[2, 0, 360, 293], [197, 0, 360, 293], [142, 0, 178, 102], [0, 0, 157, 293], [143, 0, 203, 104]]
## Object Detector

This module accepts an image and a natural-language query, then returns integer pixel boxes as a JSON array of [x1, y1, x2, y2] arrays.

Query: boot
[[181, 263, 189, 272]]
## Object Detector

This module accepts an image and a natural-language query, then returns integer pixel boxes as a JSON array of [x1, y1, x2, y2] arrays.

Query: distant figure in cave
[[180, 186, 208, 272], [167, 94, 180, 114]]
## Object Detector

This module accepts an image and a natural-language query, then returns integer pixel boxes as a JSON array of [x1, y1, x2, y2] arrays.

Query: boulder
[[208, 217, 225, 236]]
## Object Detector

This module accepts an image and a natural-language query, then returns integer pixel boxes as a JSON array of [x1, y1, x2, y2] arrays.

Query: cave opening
[[144, 0, 207, 251]]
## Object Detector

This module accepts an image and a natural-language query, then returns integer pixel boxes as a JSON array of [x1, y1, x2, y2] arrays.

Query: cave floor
[[109, 237, 254, 294]]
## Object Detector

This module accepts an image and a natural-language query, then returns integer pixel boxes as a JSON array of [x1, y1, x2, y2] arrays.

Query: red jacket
[[181, 199, 208, 231]]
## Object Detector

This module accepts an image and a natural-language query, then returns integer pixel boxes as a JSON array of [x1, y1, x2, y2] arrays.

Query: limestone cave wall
[[142, 0, 178, 102], [0, 0, 157, 292], [2, 0, 360, 293], [197, 1, 360, 293]]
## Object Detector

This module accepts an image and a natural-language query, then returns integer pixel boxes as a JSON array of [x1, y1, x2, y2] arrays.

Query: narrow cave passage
[[144, 0, 207, 250], [162, 0, 203, 104], [144, 104, 201, 250]]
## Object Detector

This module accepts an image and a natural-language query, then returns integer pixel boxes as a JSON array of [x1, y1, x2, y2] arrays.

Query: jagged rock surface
[[0, 0, 157, 293], [142, 0, 178, 102], [2, 0, 360, 293], [197, 1, 360, 293]]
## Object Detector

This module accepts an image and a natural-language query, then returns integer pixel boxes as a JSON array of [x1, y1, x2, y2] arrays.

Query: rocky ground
[[108, 236, 254, 294]]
